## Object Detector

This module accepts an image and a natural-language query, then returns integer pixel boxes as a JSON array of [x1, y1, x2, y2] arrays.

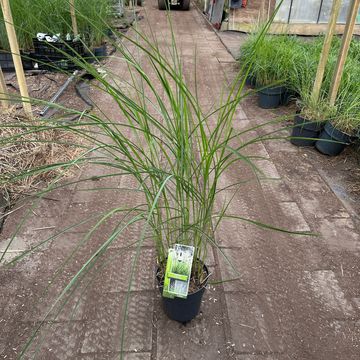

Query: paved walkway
[[1, 1, 359, 359]]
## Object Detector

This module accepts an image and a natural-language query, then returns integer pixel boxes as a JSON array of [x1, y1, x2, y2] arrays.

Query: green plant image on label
[[163, 245, 194, 299], [171, 260, 190, 276]]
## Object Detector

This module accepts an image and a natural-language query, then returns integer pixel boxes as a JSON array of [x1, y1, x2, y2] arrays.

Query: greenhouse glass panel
[[289, 0, 320, 23]]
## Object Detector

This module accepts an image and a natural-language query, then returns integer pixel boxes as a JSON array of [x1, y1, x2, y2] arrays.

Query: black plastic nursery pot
[[245, 74, 256, 87], [21, 52, 34, 70], [157, 262, 209, 323], [280, 88, 296, 106], [94, 44, 107, 59], [0, 51, 33, 72], [0, 51, 15, 71], [258, 86, 285, 109], [105, 28, 114, 37], [290, 115, 322, 147], [315, 121, 353, 156], [83, 45, 107, 64]]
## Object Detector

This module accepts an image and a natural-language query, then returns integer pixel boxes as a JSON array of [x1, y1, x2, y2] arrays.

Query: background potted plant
[[240, 34, 308, 109], [252, 35, 286, 109], [291, 94, 333, 147], [311, 45, 360, 156], [316, 72, 360, 156], [288, 42, 331, 147]]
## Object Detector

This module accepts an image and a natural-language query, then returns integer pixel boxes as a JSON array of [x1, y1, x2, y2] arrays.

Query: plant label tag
[[162, 244, 194, 299]]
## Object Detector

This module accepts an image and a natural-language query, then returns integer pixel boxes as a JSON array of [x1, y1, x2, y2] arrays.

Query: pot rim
[[258, 85, 286, 95], [293, 115, 323, 130], [326, 121, 354, 139], [295, 114, 325, 123]]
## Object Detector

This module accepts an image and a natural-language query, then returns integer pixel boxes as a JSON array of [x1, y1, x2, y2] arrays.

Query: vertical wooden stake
[[0, 0, 32, 116], [70, 0, 78, 36], [311, 0, 342, 104], [329, 0, 360, 106], [0, 65, 10, 109]]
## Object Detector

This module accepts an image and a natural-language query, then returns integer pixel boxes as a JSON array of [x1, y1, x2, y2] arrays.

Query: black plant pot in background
[[0, 51, 33, 72], [94, 44, 107, 59], [0, 51, 15, 72], [157, 263, 209, 323], [105, 28, 114, 37], [85, 45, 107, 63], [290, 115, 323, 147], [21, 51, 34, 70], [280, 88, 296, 106], [258, 86, 285, 109], [245, 74, 256, 87], [315, 121, 353, 156]]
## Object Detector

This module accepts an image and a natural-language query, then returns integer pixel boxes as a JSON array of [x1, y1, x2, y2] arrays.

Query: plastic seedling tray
[[32, 38, 84, 58]]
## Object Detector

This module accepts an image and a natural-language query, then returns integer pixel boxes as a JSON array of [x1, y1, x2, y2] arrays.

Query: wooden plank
[[311, 0, 342, 104], [329, 0, 360, 105], [0, 0, 31, 116], [228, 17, 360, 35]]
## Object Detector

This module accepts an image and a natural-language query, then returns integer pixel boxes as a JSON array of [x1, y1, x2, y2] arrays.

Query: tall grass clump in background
[[255, 35, 303, 88], [290, 35, 359, 129], [239, 32, 360, 131], [76, 0, 112, 46], [239, 32, 360, 96], [289, 39, 333, 121], [0, 0, 111, 50], [348, 36, 360, 61], [330, 57, 360, 135], [239, 33, 309, 89], [237, 32, 257, 81]]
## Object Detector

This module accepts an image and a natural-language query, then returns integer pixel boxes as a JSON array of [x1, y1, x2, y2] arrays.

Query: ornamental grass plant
[[0, 5, 314, 358]]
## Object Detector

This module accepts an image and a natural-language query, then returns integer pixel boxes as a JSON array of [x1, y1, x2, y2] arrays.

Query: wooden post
[[70, 0, 78, 36], [0, 0, 31, 115], [311, 0, 342, 104], [0, 65, 9, 109], [329, 0, 360, 106]]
